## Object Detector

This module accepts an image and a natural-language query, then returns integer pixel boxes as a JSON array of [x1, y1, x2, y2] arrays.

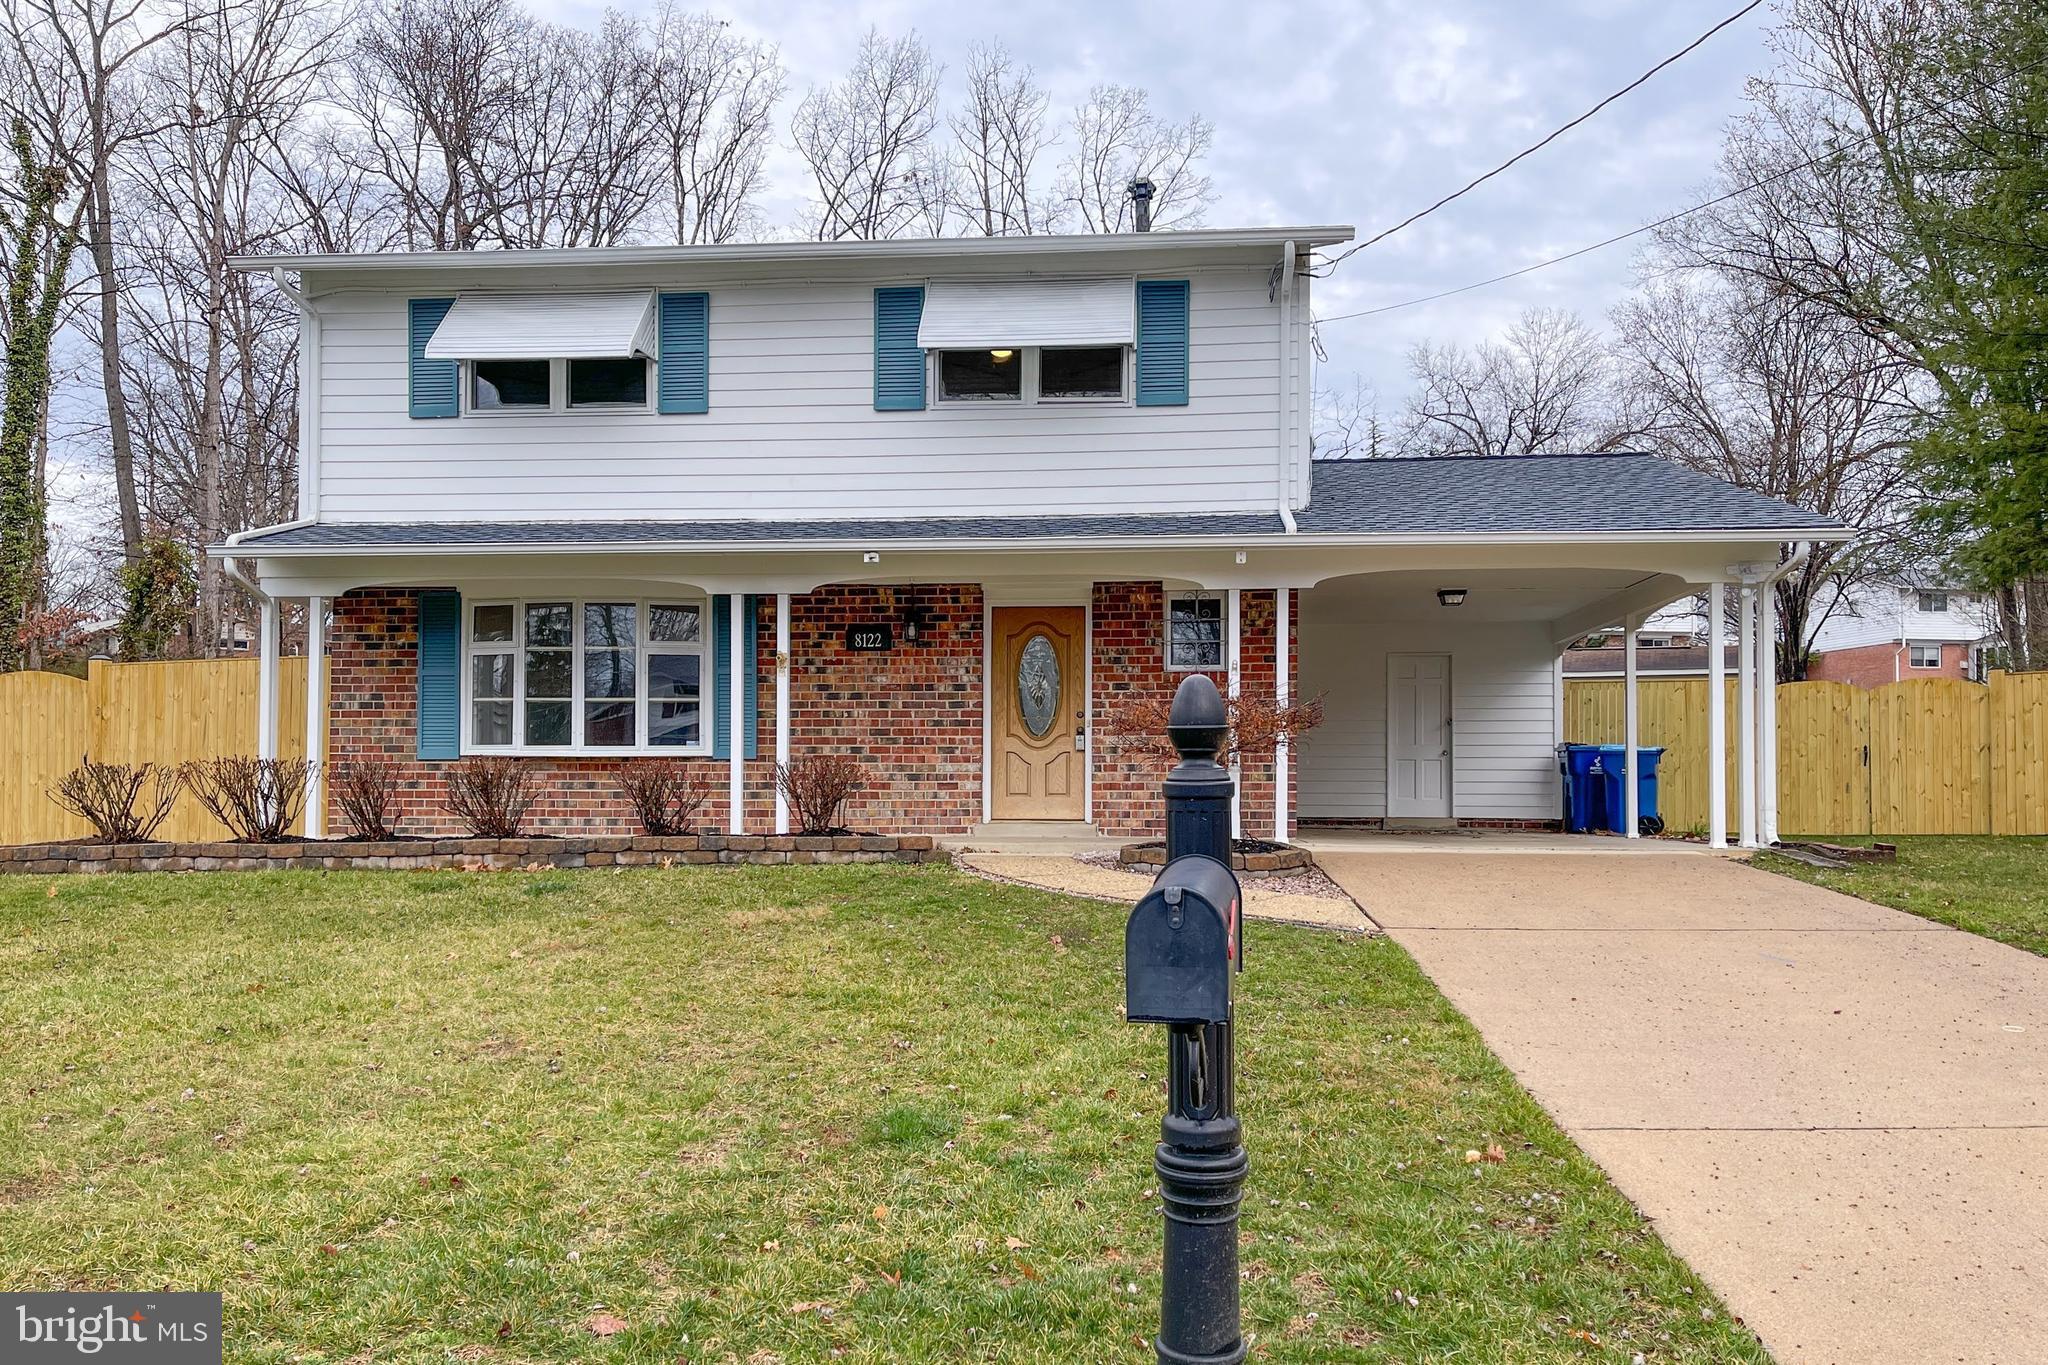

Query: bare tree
[[948, 41, 1056, 235], [643, 5, 783, 244], [789, 28, 942, 241], [1401, 308, 1641, 457], [2, 0, 196, 563], [1311, 376, 1391, 459], [1613, 273, 1925, 678], [1058, 84, 1213, 232]]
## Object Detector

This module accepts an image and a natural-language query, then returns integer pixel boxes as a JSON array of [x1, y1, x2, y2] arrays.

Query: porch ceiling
[[1303, 568, 1681, 626]]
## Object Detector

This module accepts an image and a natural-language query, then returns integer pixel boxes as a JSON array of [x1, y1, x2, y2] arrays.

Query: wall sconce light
[[901, 604, 933, 644], [1436, 587, 1469, 607]]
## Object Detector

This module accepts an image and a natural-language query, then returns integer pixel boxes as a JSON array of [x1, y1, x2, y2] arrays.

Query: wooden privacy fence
[[1566, 670, 2048, 836], [3, 659, 2046, 845], [0, 658, 316, 844]]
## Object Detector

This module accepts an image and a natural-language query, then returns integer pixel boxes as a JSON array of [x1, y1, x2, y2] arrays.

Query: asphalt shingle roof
[[1295, 455, 1844, 535], [227, 454, 1840, 552]]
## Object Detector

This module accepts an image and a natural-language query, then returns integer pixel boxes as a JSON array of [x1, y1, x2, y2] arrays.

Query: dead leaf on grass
[[583, 1312, 628, 1337]]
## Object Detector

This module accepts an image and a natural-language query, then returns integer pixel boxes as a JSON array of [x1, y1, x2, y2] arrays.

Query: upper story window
[[932, 346, 1129, 404], [1166, 591, 1224, 670], [418, 290, 680, 419], [466, 597, 707, 753], [1916, 590, 1950, 613], [469, 357, 652, 413]]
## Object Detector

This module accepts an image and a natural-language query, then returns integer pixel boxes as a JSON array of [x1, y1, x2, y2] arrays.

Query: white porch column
[[1273, 587, 1290, 844], [774, 592, 791, 836], [1225, 587, 1241, 839], [728, 593, 745, 835], [304, 595, 326, 838], [256, 595, 280, 762], [1736, 582, 1759, 849], [1760, 582, 1780, 846], [1706, 581, 1728, 850], [1623, 615, 1641, 838]]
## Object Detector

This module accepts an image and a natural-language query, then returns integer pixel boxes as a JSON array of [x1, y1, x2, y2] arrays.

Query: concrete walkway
[[1318, 849, 2048, 1365]]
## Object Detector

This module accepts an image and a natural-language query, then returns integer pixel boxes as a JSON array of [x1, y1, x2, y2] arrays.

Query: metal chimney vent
[[1128, 178, 1156, 232]]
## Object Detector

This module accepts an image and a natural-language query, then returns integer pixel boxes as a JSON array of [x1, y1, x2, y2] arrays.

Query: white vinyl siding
[[1297, 619, 1559, 822], [309, 268, 1287, 522]]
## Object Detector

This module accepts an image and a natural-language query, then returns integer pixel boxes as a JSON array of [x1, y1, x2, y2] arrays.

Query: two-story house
[[215, 226, 1844, 848], [1807, 579, 1997, 686]]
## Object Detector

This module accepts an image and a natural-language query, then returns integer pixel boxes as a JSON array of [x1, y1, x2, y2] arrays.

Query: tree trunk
[[89, 161, 143, 559]]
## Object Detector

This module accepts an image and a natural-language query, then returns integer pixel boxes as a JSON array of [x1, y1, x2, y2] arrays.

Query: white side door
[[1387, 653, 1452, 818]]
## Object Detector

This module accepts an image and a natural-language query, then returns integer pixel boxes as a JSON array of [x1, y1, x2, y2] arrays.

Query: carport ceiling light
[[1436, 587, 1469, 607]]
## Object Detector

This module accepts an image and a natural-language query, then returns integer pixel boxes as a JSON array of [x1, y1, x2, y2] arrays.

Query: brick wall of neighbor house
[[325, 585, 983, 837], [1807, 640, 1975, 688], [1090, 582, 1296, 840]]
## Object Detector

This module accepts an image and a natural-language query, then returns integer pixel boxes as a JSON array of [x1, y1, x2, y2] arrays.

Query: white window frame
[[1915, 590, 1949, 614], [1164, 590, 1225, 672], [461, 596, 712, 755], [461, 357, 654, 417], [929, 345, 1131, 406], [1907, 641, 1942, 670]]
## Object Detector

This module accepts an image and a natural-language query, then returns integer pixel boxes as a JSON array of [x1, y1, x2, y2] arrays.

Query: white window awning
[[423, 290, 658, 361], [916, 277, 1134, 350]]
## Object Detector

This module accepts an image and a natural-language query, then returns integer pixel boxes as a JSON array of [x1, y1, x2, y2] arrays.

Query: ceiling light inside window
[[989, 349, 1015, 362]]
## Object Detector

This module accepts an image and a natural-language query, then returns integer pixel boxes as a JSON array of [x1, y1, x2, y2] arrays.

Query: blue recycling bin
[[1559, 744, 1665, 834]]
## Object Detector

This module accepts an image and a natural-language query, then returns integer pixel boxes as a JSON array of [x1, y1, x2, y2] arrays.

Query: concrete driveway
[[1317, 848, 2048, 1365]]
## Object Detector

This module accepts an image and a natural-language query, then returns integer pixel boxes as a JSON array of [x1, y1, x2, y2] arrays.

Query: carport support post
[[1707, 581, 1728, 849], [1737, 583, 1759, 849], [1623, 615, 1641, 838], [256, 595, 280, 763], [1760, 582, 1780, 847], [305, 595, 325, 838]]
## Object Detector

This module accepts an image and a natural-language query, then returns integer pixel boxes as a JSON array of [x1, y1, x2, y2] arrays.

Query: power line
[[1314, 0, 1763, 273], [1313, 52, 2048, 327]]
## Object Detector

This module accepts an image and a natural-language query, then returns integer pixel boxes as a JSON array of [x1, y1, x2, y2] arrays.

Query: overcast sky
[[543, 0, 1778, 406]]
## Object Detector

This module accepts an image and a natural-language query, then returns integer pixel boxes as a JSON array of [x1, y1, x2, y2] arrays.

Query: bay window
[[464, 597, 708, 753]]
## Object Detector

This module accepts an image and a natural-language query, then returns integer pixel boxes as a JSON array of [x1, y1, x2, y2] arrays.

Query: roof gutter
[[1276, 239, 1298, 535], [207, 523, 1851, 560]]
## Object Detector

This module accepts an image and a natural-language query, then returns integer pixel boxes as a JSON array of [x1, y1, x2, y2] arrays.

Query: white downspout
[[271, 268, 320, 522], [1275, 240, 1298, 534]]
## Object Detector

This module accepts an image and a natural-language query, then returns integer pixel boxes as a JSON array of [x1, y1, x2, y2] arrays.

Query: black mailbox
[[1125, 854, 1242, 1025]]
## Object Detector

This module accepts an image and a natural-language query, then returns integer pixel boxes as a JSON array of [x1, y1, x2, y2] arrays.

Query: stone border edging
[[1116, 841, 1314, 879], [0, 833, 942, 875]]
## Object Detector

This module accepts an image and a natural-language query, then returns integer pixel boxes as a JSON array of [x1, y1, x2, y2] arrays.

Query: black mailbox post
[[1124, 674, 1248, 1365]]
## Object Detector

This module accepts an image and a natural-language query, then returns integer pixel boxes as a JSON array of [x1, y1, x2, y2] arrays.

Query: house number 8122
[[845, 625, 894, 652]]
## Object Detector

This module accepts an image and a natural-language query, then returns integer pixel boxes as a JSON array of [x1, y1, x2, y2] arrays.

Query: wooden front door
[[991, 607, 1086, 820]]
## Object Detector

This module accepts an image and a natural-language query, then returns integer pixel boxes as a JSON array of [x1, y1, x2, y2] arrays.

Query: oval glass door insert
[[1017, 634, 1060, 738]]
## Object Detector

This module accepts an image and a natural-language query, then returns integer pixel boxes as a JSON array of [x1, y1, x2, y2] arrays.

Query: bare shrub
[[47, 757, 182, 842], [774, 754, 869, 835], [442, 757, 538, 838], [1102, 688, 1326, 767], [615, 760, 711, 836], [333, 758, 401, 839], [180, 756, 314, 842]]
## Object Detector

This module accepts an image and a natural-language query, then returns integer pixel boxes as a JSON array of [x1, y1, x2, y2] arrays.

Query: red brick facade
[[326, 581, 1294, 841], [1806, 641, 1976, 688], [1089, 582, 1297, 840]]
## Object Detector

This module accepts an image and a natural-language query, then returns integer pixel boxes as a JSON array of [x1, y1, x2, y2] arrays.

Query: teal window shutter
[[408, 298, 458, 418], [873, 286, 926, 410], [657, 291, 710, 414], [1134, 279, 1191, 406], [416, 590, 461, 759], [712, 595, 760, 760]]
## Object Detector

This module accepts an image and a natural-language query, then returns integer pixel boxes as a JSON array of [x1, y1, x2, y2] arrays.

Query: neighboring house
[[213, 225, 1843, 841], [1564, 644, 1741, 679], [1807, 580, 1997, 686]]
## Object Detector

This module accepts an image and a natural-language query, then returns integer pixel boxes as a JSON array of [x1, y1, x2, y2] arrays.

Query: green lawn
[[0, 865, 1764, 1364], [1758, 835, 2048, 956]]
